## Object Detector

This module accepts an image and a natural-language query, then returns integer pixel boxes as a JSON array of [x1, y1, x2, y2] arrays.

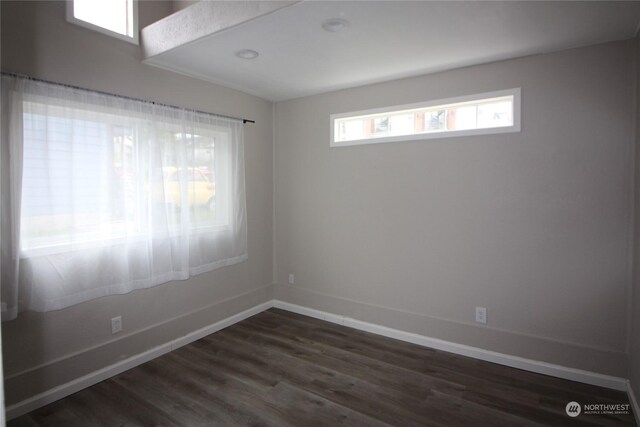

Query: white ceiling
[[143, 1, 640, 102]]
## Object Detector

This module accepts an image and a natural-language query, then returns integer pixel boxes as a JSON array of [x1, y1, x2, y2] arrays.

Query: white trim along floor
[[6, 299, 638, 422]]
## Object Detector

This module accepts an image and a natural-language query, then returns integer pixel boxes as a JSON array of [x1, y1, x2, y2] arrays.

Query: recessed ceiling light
[[235, 49, 259, 60], [322, 18, 349, 33]]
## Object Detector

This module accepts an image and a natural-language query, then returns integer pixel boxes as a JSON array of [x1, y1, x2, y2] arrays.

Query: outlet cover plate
[[111, 316, 122, 334], [475, 307, 487, 324]]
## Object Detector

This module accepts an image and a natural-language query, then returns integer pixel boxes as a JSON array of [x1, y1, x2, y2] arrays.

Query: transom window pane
[[331, 89, 520, 147]]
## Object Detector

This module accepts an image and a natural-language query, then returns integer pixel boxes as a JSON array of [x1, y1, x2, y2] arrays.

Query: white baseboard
[[628, 381, 640, 426], [272, 300, 629, 392], [6, 298, 631, 421], [5, 300, 273, 421]]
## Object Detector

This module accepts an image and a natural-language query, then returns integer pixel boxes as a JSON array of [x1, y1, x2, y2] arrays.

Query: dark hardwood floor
[[8, 308, 637, 426]]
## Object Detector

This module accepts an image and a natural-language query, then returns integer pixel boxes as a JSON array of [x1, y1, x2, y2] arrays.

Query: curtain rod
[[1, 71, 256, 124]]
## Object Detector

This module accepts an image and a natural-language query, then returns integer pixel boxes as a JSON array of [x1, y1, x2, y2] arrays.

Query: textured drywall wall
[[0, 0, 273, 405], [274, 40, 635, 377]]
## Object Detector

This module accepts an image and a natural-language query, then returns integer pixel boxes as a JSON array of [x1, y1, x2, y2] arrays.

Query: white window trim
[[330, 88, 521, 148], [65, 0, 139, 45]]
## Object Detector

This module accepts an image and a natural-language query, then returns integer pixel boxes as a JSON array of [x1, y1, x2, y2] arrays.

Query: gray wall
[[0, 1, 274, 405], [631, 30, 640, 402], [274, 40, 635, 377]]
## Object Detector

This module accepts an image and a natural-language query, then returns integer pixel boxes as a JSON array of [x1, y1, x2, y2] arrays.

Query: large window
[[66, 0, 139, 44], [330, 88, 521, 147], [0, 75, 247, 319], [20, 102, 231, 255]]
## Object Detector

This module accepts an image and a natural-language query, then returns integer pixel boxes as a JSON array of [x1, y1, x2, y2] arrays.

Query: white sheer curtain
[[0, 75, 247, 320]]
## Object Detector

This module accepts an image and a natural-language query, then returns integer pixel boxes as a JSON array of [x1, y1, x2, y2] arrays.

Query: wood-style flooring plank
[[8, 308, 637, 426], [216, 316, 544, 427], [227, 317, 557, 425], [248, 311, 626, 424], [265, 309, 626, 402], [187, 334, 440, 426]]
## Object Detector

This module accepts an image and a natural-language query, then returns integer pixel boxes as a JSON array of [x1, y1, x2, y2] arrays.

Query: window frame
[[18, 97, 234, 258], [330, 88, 521, 148], [65, 0, 139, 45]]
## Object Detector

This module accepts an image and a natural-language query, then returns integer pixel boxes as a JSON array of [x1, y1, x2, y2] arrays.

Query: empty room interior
[[2, 0, 640, 425]]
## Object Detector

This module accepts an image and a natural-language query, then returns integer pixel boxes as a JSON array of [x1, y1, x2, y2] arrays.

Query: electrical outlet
[[475, 307, 487, 324], [288, 273, 295, 284], [111, 316, 122, 334]]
